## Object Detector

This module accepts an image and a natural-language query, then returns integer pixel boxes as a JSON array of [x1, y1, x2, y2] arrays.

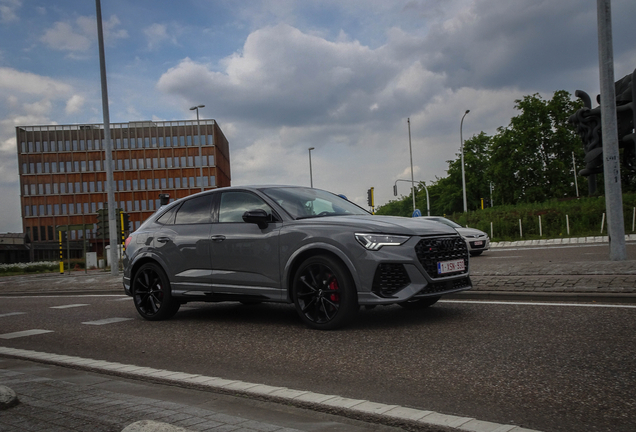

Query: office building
[[16, 119, 231, 261]]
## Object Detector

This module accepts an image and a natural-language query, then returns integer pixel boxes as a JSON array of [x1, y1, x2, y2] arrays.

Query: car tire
[[132, 262, 180, 321], [470, 251, 483, 256], [399, 296, 440, 310], [292, 255, 358, 330]]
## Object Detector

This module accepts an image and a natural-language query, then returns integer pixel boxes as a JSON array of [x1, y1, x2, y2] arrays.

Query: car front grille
[[415, 276, 472, 296], [372, 263, 411, 297], [414, 236, 469, 279]]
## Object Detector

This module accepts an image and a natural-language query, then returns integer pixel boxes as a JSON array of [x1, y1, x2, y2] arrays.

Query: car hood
[[295, 215, 459, 236], [455, 227, 488, 238]]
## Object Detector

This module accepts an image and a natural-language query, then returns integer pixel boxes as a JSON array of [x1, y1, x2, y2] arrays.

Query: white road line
[[441, 300, 636, 309], [0, 346, 542, 432], [0, 312, 26, 318], [1, 295, 128, 299], [111, 297, 132, 301], [81, 317, 134, 325], [50, 304, 90, 309], [0, 329, 54, 339]]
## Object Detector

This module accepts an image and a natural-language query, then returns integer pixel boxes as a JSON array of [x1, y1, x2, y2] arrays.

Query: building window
[[127, 201, 132, 212], [44, 162, 50, 173], [161, 178, 167, 188], [24, 185, 29, 195], [54, 204, 59, 215], [53, 183, 58, 194], [189, 177, 195, 188], [51, 162, 57, 173], [74, 161, 79, 172], [168, 178, 173, 188], [36, 163, 42, 173], [88, 160, 94, 171], [118, 160, 123, 170], [126, 180, 131, 190], [60, 183, 66, 193], [133, 179, 138, 190], [47, 204, 52, 215], [124, 159, 130, 169], [51, 141, 57, 152], [84, 203, 89, 214], [62, 203, 67, 214], [139, 179, 145, 190], [210, 176, 215, 186], [118, 180, 124, 191], [175, 178, 181, 188], [83, 182, 88, 192], [45, 184, 51, 194], [25, 206, 30, 216], [81, 161, 87, 172], [38, 184, 44, 194]]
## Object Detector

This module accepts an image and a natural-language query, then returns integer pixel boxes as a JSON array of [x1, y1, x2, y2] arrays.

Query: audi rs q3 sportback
[[123, 186, 472, 330]]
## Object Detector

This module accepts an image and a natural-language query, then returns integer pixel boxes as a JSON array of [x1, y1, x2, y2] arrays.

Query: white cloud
[[41, 15, 127, 52], [0, 0, 20, 23], [65, 94, 85, 114], [0, 67, 72, 96], [144, 23, 176, 50]]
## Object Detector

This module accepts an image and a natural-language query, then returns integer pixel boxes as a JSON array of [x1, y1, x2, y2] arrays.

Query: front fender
[[282, 242, 361, 302]]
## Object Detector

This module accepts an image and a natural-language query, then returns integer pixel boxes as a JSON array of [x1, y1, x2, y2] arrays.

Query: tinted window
[[219, 191, 272, 223], [174, 195, 212, 224]]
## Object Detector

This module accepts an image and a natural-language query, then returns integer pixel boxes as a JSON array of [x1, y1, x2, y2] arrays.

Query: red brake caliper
[[328, 277, 340, 302]]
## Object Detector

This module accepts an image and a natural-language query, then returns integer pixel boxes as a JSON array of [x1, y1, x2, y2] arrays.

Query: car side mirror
[[242, 209, 270, 229]]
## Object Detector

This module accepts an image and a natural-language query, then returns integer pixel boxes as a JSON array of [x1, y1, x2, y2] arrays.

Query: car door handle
[[156, 236, 170, 243], [211, 235, 226, 242]]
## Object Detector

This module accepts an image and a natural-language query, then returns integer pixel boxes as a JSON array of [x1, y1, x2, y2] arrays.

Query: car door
[[209, 190, 282, 300], [154, 193, 213, 294]]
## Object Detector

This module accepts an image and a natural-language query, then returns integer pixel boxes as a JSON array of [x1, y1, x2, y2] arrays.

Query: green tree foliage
[[376, 90, 587, 216], [488, 91, 584, 205]]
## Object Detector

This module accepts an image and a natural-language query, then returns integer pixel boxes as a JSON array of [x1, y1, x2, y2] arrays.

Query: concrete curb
[[447, 290, 636, 303], [0, 347, 540, 432], [0, 385, 19, 410], [122, 420, 191, 432]]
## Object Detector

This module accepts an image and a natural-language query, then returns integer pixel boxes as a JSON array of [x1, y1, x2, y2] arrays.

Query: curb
[[0, 347, 540, 432], [447, 290, 636, 304]]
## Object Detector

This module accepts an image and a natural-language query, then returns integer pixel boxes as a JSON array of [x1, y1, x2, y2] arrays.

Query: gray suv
[[123, 186, 471, 329]]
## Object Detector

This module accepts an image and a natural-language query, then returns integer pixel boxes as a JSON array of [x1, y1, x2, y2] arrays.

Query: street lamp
[[190, 104, 205, 192], [460, 109, 470, 212], [308, 147, 315, 188]]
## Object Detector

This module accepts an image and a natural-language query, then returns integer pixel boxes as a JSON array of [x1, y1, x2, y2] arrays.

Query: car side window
[[156, 205, 179, 225], [174, 195, 212, 225], [218, 191, 273, 223]]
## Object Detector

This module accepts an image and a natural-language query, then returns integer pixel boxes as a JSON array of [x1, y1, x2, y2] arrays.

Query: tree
[[488, 91, 584, 205]]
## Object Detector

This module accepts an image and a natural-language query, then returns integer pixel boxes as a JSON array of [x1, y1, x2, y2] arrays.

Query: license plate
[[473, 241, 483, 246], [437, 259, 465, 274]]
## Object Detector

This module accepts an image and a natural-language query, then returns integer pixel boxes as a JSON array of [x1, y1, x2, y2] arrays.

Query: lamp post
[[460, 109, 470, 212], [190, 104, 205, 192], [308, 147, 315, 187]]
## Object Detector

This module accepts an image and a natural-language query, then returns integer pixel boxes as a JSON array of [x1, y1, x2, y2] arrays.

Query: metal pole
[[190, 105, 205, 192], [308, 147, 315, 188], [597, 0, 626, 260], [407, 118, 415, 212], [95, 0, 119, 276], [572, 152, 579, 197], [460, 110, 470, 212]]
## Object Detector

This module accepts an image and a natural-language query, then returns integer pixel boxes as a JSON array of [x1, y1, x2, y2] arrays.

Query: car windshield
[[429, 217, 462, 229], [262, 187, 370, 220]]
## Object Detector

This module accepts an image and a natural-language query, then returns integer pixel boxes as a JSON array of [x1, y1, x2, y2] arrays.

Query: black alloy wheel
[[132, 262, 180, 320], [399, 296, 441, 310], [292, 255, 357, 330]]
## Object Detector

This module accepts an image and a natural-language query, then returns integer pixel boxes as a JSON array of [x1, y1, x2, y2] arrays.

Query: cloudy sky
[[1, 0, 635, 232]]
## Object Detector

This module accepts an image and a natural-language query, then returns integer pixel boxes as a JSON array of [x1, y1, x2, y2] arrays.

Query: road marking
[[0, 312, 26, 318], [0, 346, 542, 432], [0, 329, 53, 339], [111, 297, 132, 301], [81, 317, 133, 325], [50, 304, 89, 309], [441, 300, 636, 309], [1, 295, 128, 299]]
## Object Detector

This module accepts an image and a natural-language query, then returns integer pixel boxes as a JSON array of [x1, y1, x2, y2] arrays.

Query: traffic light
[[122, 213, 130, 232], [96, 208, 109, 238], [367, 187, 374, 207]]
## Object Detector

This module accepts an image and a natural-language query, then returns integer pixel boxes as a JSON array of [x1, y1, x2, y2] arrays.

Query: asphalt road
[[1, 291, 635, 432]]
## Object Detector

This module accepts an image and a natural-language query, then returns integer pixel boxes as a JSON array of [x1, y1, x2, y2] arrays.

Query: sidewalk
[[0, 356, 409, 432], [2, 235, 635, 301]]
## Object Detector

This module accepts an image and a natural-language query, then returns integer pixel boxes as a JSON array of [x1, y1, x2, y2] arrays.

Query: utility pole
[[407, 118, 416, 212], [597, 0, 626, 260], [96, 0, 119, 275]]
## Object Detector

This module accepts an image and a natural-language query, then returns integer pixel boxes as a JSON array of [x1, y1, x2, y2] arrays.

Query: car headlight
[[355, 233, 410, 251]]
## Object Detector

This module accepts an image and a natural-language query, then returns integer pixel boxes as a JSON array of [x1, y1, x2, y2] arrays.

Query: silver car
[[419, 216, 490, 256], [123, 186, 472, 329]]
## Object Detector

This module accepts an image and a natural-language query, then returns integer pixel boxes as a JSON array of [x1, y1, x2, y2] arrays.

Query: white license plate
[[473, 241, 483, 246], [437, 259, 465, 274]]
